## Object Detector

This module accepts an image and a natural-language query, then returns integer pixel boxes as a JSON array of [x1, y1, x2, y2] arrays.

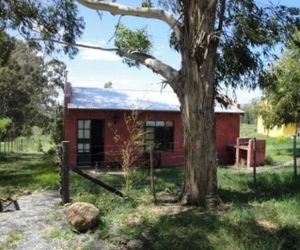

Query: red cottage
[[64, 83, 244, 168]]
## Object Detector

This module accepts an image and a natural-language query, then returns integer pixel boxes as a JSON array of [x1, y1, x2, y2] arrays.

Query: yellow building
[[257, 116, 298, 137]]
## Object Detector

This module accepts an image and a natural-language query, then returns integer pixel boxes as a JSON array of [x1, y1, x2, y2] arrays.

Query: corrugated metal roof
[[67, 87, 244, 114]]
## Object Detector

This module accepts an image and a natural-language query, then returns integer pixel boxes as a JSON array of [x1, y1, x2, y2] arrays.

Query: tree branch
[[77, 0, 181, 40], [31, 38, 118, 52], [121, 50, 179, 83], [31, 38, 180, 89], [216, 0, 226, 33]]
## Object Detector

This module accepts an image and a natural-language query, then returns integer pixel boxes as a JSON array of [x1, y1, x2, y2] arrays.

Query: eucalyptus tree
[[1, 0, 300, 206], [74, 0, 300, 206]]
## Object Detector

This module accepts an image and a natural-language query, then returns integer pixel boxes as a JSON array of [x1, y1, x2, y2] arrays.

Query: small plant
[[113, 110, 145, 191], [2, 231, 23, 249]]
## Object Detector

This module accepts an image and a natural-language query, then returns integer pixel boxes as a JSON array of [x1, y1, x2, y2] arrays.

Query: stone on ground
[[66, 202, 100, 231], [126, 239, 144, 250]]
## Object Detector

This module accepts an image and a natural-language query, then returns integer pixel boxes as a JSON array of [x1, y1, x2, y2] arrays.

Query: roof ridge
[[72, 86, 176, 94]]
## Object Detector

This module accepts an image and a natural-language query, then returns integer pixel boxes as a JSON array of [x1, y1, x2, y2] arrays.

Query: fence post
[[253, 137, 257, 186], [149, 146, 156, 203], [61, 141, 70, 204], [293, 135, 297, 177]]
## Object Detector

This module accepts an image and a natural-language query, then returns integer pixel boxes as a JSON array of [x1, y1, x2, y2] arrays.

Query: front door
[[77, 120, 91, 166], [77, 119, 105, 167], [91, 120, 104, 166]]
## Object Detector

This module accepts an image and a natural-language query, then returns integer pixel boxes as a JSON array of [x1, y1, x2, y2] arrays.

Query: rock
[[65, 202, 100, 231], [23, 190, 32, 195], [127, 239, 144, 250]]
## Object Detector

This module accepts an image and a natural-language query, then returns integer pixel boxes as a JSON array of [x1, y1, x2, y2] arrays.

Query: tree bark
[[179, 1, 219, 207]]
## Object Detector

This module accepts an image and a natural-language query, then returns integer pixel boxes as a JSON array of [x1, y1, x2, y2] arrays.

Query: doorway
[[77, 119, 104, 167]]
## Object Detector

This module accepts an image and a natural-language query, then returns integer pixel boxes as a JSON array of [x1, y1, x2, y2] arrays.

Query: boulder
[[66, 202, 100, 231], [126, 239, 144, 250]]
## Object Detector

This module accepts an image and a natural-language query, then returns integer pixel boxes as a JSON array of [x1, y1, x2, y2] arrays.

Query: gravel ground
[[0, 191, 101, 250]]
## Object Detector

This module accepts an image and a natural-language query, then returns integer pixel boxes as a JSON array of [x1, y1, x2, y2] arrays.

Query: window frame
[[142, 120, 174, 152], [77, 120, 91, 154]]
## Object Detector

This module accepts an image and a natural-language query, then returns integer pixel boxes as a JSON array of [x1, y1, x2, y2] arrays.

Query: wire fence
[[0, 134, 51, 154]]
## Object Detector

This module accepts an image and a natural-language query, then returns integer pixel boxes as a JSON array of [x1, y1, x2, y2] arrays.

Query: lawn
[[2, 152, 299, 249], [70, 165, 300, 250], [0, 153, 59, 197]]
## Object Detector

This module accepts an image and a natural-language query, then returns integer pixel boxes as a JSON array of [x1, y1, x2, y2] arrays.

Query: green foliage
[[50, 105, 64, 145], [265, 155, 275, 166], [241, 99, 260, 124], [104, 81, 113, 88], [1, 1, 299, 96], [0, 0, 84, 58], [0, 32, 67, 134], [115, 24, 152, 67], [216, 1, 300, 92], [141, 0, 153, 8], [0, 117, 11, 136], [0, 30, 15, 66], [259, 31, 300, 131]]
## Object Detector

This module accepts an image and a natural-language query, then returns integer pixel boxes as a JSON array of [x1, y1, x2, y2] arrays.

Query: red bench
[[233, 137, 266, 168]]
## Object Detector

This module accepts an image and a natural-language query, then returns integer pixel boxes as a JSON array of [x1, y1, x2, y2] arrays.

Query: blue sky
[[60, 0, 300, 104]]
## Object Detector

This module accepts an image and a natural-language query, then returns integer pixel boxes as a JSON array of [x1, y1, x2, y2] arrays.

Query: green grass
[[68, 166, 300, 250], [0, 153, 59, 197], [0, 231, 23, 250], [240, 123, 300, 164], [1, 151, 300, 249]]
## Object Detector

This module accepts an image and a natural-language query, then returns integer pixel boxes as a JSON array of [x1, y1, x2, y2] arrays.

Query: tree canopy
[[0, 31, 67, 135], [259, 31, 300, 131], [1, 1, 299, 95], [0, 118, 11, 138]]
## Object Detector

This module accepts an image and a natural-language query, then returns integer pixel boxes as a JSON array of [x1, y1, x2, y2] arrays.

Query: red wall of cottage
[[64, 108, 240, 168]]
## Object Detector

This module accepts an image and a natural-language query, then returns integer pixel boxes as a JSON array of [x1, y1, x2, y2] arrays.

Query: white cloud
[[79, 41, 120, 62]]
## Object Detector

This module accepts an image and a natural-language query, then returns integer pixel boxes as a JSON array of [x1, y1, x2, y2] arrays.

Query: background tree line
[[0, 30, 65, 143]]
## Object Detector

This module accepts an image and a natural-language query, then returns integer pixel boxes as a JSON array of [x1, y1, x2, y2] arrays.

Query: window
[[78, 120, 90, 139], [77, 120, 91, 153], [142, 121, 174, 151]]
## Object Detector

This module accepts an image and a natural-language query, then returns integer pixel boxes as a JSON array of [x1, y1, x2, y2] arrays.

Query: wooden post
[[149, 146, 156, 203], [61, 141, 70, 204], [293, 135, 297, 177], [253, 137, 257, 186]]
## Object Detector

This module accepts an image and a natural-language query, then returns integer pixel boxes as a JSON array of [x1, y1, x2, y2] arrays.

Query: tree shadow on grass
[[219, 172, 300, 204], [129, 206, 300, 250], [0, 154, 58, 196], [127, 169, 300, 249]]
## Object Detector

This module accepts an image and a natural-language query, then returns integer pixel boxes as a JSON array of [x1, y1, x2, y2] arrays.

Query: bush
[[45, 147, 56, 156], [265, 155, 275, 165]]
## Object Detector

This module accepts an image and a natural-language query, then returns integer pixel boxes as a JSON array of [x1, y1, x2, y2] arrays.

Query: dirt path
[[0, 191, 100, 250]]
